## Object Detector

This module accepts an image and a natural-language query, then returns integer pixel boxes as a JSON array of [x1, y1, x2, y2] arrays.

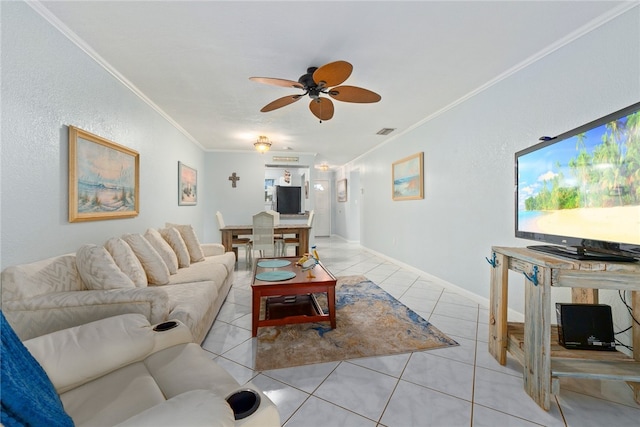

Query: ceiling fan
[[249, 60, 381, 122]]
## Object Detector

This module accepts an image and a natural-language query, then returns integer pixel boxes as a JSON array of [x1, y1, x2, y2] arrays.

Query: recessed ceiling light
[[376, 128, 396, 135]]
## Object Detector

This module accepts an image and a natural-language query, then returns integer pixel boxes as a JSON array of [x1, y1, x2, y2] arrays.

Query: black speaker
[[555, 303, 616, 351]]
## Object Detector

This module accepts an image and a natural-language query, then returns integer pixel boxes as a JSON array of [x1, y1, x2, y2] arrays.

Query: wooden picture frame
[[68, 126, 139, 222], [392, 152, 424, 201], [337, 178, 348, 202], [178, 162, 197, 206]]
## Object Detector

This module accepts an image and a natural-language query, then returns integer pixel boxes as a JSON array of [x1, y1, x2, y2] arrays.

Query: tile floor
[[201, 237, 640, 426]]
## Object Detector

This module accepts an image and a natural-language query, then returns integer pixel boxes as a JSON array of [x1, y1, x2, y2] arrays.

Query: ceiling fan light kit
[[250, 60, 381, 122]]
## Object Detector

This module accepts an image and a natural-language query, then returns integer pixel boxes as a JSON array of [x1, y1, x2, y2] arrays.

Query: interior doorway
[[313, 180, 330, 236]]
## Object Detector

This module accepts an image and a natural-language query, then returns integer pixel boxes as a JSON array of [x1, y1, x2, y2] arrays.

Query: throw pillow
[[159, 227, 190, 268], [165, 223, 205, 263], [144, 228, 179, 274], [76, 244, 136, 290], [104, 237, 148, 287], [122, 234, 170, 285]]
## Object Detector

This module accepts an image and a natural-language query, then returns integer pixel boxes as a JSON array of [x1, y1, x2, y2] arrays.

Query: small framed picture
[[392, 152, 424, 201], [178, 162, 197, 206], [337, 178, 347, 202], [68, 126, 139, 222]]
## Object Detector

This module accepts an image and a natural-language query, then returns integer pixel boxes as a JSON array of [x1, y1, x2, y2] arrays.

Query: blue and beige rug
[[255, 275, 458, 371]]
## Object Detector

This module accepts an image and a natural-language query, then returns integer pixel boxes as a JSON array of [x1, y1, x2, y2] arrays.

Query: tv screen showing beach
[[516, 108, 640, 246]]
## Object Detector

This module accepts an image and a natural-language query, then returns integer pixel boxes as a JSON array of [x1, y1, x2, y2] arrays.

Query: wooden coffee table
[[251, 257, 337, 337]]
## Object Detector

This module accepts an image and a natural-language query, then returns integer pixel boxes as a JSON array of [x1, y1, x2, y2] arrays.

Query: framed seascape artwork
[[337, 178, 348, 202], [392, 152, 424, 201], [178, 162, 197, 206], [68, 126, 139, 222]]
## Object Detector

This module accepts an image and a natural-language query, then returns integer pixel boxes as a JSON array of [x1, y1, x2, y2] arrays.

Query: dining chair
[[266, 210, 284, 256], [215, 211, 252, 263], [251, 212, 275, 264], [282, 210, 314, 256]]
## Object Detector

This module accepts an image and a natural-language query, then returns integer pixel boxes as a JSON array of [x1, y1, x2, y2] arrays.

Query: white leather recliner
[[4, 313, 280, 427]]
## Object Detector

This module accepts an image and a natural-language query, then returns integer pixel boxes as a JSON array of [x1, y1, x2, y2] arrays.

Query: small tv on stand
[[514, 102, 640, 263]]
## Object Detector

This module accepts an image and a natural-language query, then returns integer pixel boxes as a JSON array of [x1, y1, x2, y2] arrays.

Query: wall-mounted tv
[[276, 186, 301, 215], [515, 102, 640, 262]]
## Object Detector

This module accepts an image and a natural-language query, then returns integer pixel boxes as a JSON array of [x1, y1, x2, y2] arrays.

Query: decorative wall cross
[[228, 172, 240, 188]]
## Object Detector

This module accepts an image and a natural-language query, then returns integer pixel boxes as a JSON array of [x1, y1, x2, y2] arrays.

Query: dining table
[[220, 224, 311, 258]]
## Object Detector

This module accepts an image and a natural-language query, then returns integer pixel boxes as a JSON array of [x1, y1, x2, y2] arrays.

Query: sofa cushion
[[144, 228, 179, 274], [165, 223, 205, 263], [0, 311, 74, 427], [104, 237, 148, 287], [168, 260, 229, 286], [60, 361, 164, 426], [76, 245, 136, 290], [144, 343, 240, 399], [122, 234, 170, 286], [160, 227, 190, 268], [202, 251, 237, 275], [0, 254, 81, 301], [163, 281, 220, 341], [114, 390, 234, 427]]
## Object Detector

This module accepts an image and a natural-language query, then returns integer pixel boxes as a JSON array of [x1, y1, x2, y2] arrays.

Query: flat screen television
[[515, 102, 640, 262], [276, 186, 301, 215]]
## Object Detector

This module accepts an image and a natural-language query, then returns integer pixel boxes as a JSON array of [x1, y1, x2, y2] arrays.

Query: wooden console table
[[488, 246, 640, 410]]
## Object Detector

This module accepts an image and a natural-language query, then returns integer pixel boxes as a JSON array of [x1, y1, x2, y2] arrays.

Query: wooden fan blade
[[328, 85, 381, 103], [309, 98, 334, 121], [260, 95, 303, 112], [313, 61, 353, 87], [250, 77, 304, 89]]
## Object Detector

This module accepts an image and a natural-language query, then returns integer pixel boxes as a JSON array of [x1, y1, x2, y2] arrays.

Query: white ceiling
[[34, 1, 628, 168]]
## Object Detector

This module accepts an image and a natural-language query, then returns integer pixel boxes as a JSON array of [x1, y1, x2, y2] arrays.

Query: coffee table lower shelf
[[266, 294, 324, 320], [257, 293, 330, 330]]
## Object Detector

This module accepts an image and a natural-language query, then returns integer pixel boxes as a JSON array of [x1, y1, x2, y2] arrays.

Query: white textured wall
[[202, 151, 317, 243], [1, 2, 206, 268], [335, 7, 640, 350], [2, 1, 638, 349]]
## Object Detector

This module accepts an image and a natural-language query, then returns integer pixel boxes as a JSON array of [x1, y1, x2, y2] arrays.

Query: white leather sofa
[[9, 313, 280, 426], [1, 224, 236, 343]]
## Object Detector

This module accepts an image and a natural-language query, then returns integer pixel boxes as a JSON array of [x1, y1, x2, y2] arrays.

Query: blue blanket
[[0, 311, 74, 426]]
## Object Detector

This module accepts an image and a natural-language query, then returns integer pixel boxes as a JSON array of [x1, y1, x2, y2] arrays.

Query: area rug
[[254, 275, 458, 371]]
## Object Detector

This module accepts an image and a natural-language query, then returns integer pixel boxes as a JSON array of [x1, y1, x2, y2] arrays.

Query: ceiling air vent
[[376, 128, 396, 135], [272, 156, 299, 162]]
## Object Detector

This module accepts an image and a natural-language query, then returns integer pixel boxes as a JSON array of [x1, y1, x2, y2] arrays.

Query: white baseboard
[[360, 244, 525, 322]]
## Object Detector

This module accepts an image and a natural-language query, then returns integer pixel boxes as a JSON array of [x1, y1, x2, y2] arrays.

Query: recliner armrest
[[149, 319, 194, 353], [24, 314, 192, 394]]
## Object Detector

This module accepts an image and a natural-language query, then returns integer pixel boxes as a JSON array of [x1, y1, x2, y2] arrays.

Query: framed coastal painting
[[178, 162, 197, 205], [392, 152, 424, 201], [68, 126, 139, 222], [337, 178, 347, 202]]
